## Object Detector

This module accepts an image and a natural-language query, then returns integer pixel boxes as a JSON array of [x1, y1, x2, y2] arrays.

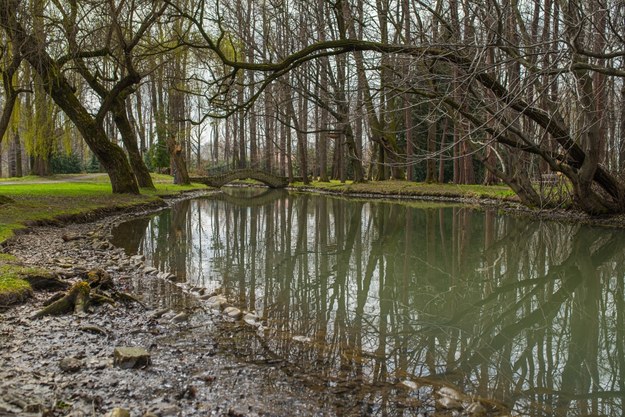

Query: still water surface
[[112, 188, 625, 416]]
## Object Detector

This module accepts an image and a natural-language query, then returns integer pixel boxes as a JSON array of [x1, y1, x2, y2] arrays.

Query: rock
[[62, 233, 84, 242], [23, 403, 44, 413], [466, 402, 487, 416], [148, 401, 181, 417], [150, 308, 170, 319], [436, 395, 462, 410], [400, 380, 418, 390], [438, 386, 466, 401], [171, 312, 189, 323], [224, 306, 242, 320], [59, 357, 83, 373], [194, 371, 216, 384], [130, 254, 145, 262], [207, 295, 227, 310], [292, 335, 312, 343], [143, 267, 158, 274], [113, 347, 151, 369], [105, 408, 131, 417], [243, 313, 260, 327]]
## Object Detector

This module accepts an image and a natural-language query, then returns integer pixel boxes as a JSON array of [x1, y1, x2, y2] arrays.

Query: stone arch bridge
[[190, 169, 289, 189]]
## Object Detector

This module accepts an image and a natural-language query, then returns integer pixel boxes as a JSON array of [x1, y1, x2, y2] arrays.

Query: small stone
[[466, 402, 487, 416], [113, 347, 151, 369], [400, 380, 418, 390], [438, 386, 466, 402], [436, 396, 462, 410], [23, 403, 43, 413], [243, 313, 260, 327], [207, 295, 227, 310], [62, 233, 84, 242], [131, 254, 145, 262], [292, 335, 312, 343], [105, 408, 130, 417], [194, 371, 216, 384], [150, 308, 171, 319], [143, 267, 158, 274], [148, 402, 181, 417], [223, 306, 242, 320], [171, 312, 189, 323], [59, 357, 83, 373]]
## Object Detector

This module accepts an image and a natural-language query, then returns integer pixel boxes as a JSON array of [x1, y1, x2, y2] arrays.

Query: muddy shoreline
[[0, 191, 337, 417]]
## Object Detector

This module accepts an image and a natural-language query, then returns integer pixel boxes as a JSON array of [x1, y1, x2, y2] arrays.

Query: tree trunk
[[112, 101, 155, 189], [11, 130, 21, 177], [167, 136, 191, 185]]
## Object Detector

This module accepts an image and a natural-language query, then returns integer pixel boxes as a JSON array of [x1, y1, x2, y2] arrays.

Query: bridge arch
[[190, 169, 289, 188]]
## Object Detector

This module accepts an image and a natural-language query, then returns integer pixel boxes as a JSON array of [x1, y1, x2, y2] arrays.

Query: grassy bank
[[289, 179, 517, 201], [0, 174, 206, 305]]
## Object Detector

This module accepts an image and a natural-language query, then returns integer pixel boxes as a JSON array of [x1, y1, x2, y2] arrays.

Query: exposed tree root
[[32, 267, 146, 318], [33, 281, 92, 318]]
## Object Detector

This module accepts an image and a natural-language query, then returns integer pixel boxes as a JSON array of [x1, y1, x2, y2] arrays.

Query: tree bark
[[167, 136, 191, 185], [112, 101, 155, 189]]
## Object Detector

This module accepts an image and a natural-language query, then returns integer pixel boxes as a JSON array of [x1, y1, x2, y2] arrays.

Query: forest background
[[0, 0, 622, 214]]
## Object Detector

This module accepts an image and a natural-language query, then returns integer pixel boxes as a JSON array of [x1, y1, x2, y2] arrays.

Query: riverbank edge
[[4, 181, 623, 305], [288, 183, 625, 229], [0, 188, 213, 306]]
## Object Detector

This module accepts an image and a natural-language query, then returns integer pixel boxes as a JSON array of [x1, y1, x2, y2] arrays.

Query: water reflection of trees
[[125, 192, 625, 416]]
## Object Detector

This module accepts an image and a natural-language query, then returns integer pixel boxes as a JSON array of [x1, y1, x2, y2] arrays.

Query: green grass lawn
[[289, 179, 517, 200], [0, 177, 205, 243], [0, 174, 206, 305]]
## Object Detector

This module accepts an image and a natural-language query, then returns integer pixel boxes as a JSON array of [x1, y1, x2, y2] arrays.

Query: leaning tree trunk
[[112, 101, 155, 189]]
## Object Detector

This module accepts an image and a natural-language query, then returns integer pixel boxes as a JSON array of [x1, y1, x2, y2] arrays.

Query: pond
[[112, 188, 625, 416]]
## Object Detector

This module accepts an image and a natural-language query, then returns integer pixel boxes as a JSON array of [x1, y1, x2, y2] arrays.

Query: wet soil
[[0, 194, 335, 417]]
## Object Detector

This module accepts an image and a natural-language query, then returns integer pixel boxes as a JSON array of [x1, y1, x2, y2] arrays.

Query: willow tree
[[0, 1, 140, 192]]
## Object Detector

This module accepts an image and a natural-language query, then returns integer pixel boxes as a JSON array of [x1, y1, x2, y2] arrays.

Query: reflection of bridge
[[190, 169, 289, 188], [212, 188, 288, 207]]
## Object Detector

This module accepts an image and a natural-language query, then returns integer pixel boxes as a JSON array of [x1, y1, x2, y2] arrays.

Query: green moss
[[0, 264, 35, 305], [0, 253, 17, 262]]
